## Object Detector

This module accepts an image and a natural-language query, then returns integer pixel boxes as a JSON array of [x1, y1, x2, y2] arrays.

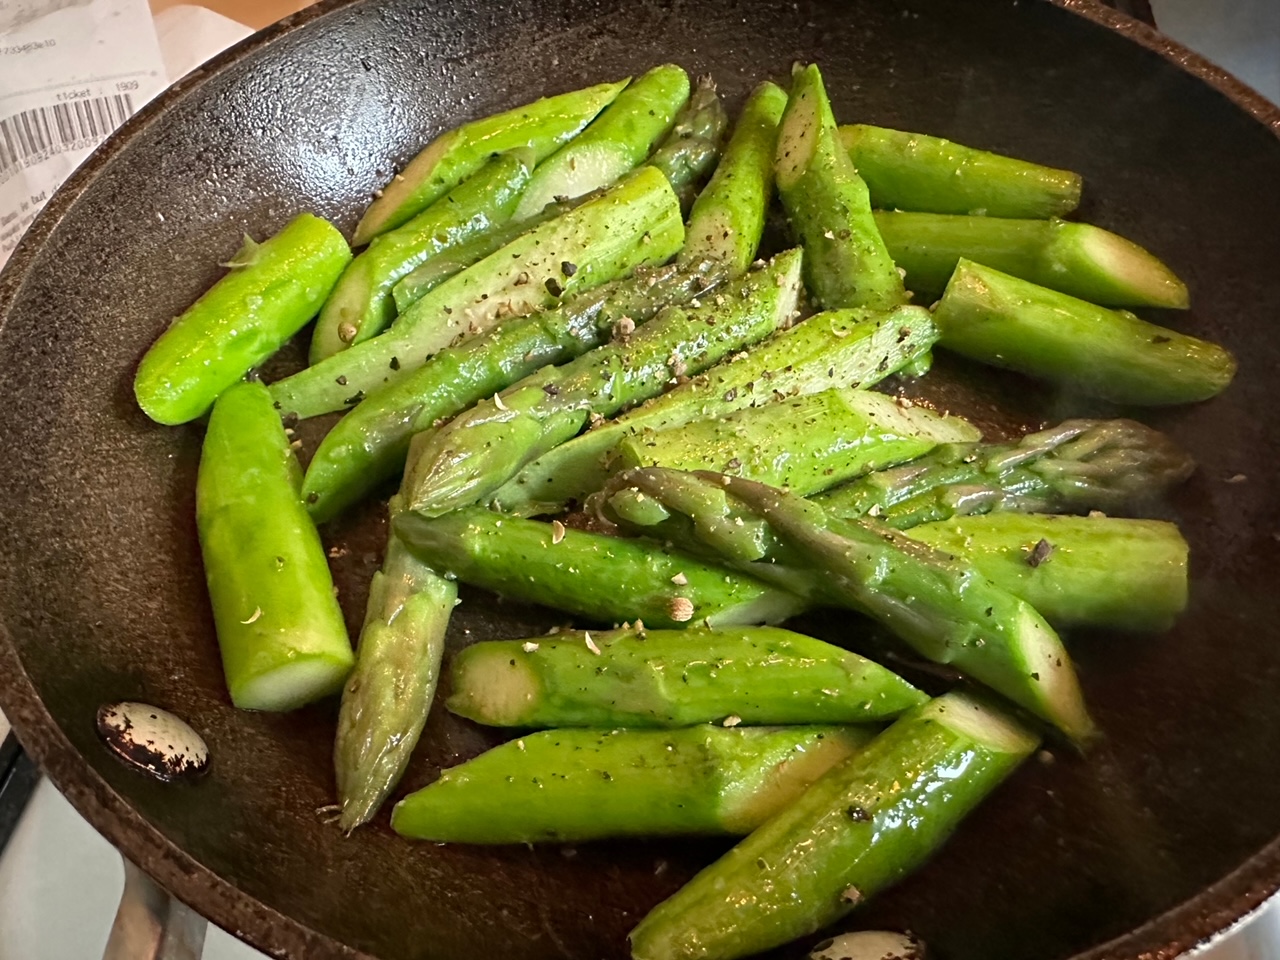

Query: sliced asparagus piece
[[613, 388, 979, 496], [333, 510, 456, 830], [934, 260, 1235, 405], [629, 693, 1039, 960], [304, 261, 727, 523], [195, 382, 353, 711], [392, 725, 877, 843], [393, 507, 807, 628], [491, 304, 938, 516], [136, 214, 350, 425], [447, 626, 925, 728], [600, 469, 1093, 741], [909, 513, 1189, 632], [354, 78, 626, 244], [513, 64, 690, 221], [403, 249, 804, 517], [647, 75, 729, 209], [681, 81, 788, 272], [270, 167, 683, 419], [814, 418, 1196, 529], [311, 151, 533, 362], [874, 211, 1189, 308], [839, 123, 1082, 219], [776, 65, 906, 310], [390, 196, 577, 314]]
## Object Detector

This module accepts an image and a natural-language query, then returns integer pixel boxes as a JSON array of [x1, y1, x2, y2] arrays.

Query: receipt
[[0, 0, 167, 267]]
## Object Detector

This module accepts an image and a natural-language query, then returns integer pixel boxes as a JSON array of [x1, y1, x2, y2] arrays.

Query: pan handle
[[103, 858, 208, 960]]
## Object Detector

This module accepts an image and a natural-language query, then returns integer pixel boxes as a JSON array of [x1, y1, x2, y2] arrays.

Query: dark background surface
[[2, 1, 1280, 958]]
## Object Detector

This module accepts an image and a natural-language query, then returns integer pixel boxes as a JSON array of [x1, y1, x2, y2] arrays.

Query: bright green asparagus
[[270, 166, 684, 419], [392, 725, 877, 843], [311, 151, 533, 362], [393, 507, 807, 628], [195, 381, 353, 711], [333, 506, 457, 830], [611, 388, 979, 496], [491, 304, 939, 516], [776, 66, 906, 310], [839, 123, 1082, 218], [302, 260, 728, 523], [136, 214, 350, 425], [402, 248, 805, 518], [908, 513, 1189, 632], [934, 260, 1235, 405], [646, 75, 729, 208], [629, 692, 1039, 960], [681, 81, 788, 272], [447, 626, 925, 728], [513, 64, 690, 221], [600, 469, 1093, 740], [354, 78, 626, 244], [813, 418, 1195, 529], [390, 196, 579, 314], [874, 212, 1189, 308]]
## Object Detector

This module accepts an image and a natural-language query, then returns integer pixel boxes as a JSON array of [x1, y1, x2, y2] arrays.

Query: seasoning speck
[[668, 597, 695, 622], [494, 393, 509, 411], [560, 260, 578, 277], [522, 641, 540, 653], [545, 277, 564, 297], [584, 631, 602, 655], [1226, 473, 1248, 484], [240, 607, 262, 625], [671, 572, 688, 586], [551, 520, 566, 544], [542, 383, 561, 397], [1025, 538, 1054, 568], [722, 715, 742, 727]]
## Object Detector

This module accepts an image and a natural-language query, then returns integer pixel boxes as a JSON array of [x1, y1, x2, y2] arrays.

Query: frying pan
[[2, 1, 1279, 957]]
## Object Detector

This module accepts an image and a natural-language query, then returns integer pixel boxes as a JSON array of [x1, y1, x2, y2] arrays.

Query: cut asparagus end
[[1068, 224, 1190, 309], [702, 587, 810, 627], [926, 690, 1040, 755], [720, 726, 875, 833], [231, 655, 351, 713], [1000, 605, 1096, 744], [446, 647, 540, 726], [842, 390, 981, 444], [513, 143, 638, 221]]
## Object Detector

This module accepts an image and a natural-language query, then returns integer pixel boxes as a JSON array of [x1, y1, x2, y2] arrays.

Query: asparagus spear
[[776, 65, 906, 310], [681, 81, 788, 272], [135, 214, 350, 425], [600, 469, 1093, 740], [874, 211, 1189, 308], [402, 248, 804, 518], [354, 78, 626, 244], [646, 75, 730, 209], [909, 513, 1188, 632], [393, 507, 807, 628], [303, 261, 729, 523], [934, 260, 1235, 405], [195, 382, 353, 710], [387, 82, 725, 320], [447, 626, 925, 728], [310, 151, 534, 362], [392, 725, 877, 844], [270, 166, 683, 419], [513, 64, 690, 221], [612, 388, 979, 496], [491, 304, 939, 516], [838, 123, 1082, 219], [813, 418, 1195, 529], [390, 195, 578, 314], [333, 508, 456, 830], [629, 692, 1039, 960]]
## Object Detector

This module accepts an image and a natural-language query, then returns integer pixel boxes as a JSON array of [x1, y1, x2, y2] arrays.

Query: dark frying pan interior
[[2, 1, 1280, 958]]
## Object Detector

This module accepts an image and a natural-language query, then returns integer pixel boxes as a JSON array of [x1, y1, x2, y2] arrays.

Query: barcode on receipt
[[0, 93, 135, 181]]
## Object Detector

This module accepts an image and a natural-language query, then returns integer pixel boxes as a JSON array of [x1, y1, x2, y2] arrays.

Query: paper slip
[[0, 0, 168, 268]]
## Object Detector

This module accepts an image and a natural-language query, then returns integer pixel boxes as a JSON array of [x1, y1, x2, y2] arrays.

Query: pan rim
[[0, 1, 1277, 958]]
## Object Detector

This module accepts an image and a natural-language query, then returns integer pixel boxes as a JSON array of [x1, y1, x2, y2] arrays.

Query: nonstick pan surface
[[2, 1, 1280, 958]]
